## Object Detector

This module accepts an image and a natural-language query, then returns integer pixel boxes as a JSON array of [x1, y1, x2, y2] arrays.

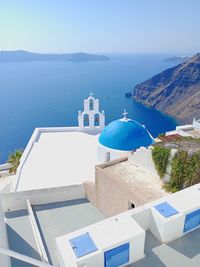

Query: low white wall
[[26, 199, 49, 263], [77, 251, 103, 267], [128, 147, 157, 176], [97, 143, 129, 163], [0, 248, 53, 267], [177, 129, 193, 137], [149, 206, 185, 243], [77, 234, 145, 267], [0, 203, 11, 267], [165, 130, 178, 136], [176, 124, 193, 131], [56, 214, 145, 267], [1, 184, 85, 212], [162, 215, 185, 242], [0, 176, 12, 193]]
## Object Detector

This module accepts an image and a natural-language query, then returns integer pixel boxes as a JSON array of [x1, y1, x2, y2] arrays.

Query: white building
[[166, 117, 200, 138], [0, 177, 200, 267], [0, 95, 200, 267]]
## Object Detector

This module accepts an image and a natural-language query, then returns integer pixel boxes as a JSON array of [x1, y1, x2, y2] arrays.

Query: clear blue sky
[[0, 0, 200, 54]]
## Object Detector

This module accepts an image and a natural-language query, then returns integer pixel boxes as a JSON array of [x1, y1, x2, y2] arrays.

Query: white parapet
[[56, 214, 145, 267]]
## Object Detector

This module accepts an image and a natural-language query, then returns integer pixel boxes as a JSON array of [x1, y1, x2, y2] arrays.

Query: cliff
[[133, 53, 200, 123]]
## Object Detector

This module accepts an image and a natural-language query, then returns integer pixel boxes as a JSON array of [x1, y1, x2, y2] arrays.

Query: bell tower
[[78, 93, 105, 132]]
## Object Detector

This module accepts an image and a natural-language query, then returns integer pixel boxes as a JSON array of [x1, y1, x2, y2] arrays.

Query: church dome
[[98, 118, 154, 151]]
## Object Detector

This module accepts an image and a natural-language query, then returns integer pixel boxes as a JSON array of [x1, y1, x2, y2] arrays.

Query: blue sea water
[[0, 54, 178, 163]]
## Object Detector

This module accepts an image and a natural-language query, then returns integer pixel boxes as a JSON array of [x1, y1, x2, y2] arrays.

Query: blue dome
[[99, 119, 154, 151]]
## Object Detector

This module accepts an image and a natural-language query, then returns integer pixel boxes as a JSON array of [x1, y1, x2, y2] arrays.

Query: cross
[[90, 92, 93, 96], [122, 109, 128, 119]]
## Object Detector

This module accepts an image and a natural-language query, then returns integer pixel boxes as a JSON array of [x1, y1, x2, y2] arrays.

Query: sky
[[0, 0, 200, 54]]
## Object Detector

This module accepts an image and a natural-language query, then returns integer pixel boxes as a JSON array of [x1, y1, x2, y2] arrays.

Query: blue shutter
[[184, 209, 200, 233], [104, 243, 129, 267]]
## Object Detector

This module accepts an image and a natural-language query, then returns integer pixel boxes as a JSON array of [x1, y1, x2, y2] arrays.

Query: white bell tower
[[78, 93, 105, 132]]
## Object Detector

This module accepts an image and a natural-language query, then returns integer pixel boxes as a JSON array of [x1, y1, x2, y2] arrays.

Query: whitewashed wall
[[1, 184, 85, 212], [0, 203, 11, 267], [97, 143, 129, 163], [128, 146, 157, 176], [56, 215, 145, 267]]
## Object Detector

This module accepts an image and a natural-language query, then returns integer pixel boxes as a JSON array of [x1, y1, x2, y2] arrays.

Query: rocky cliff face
[[133, 53, 200, 123]]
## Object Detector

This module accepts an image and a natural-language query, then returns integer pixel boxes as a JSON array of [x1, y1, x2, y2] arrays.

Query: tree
[[7, 150, 23, 174]]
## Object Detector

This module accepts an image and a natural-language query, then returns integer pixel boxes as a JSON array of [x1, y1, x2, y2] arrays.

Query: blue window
[[154, 202, 179, 218], [69, 233, 98, 258], [184, 209, 200, 233], [104, 243, 129, 267]]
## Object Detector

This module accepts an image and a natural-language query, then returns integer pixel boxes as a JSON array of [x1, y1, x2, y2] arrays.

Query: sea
[[0, 54, 178, 163]]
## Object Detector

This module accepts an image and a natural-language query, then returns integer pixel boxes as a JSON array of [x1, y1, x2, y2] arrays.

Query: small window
[[89, 99, 94, 110], [106, 152, 111, 162]]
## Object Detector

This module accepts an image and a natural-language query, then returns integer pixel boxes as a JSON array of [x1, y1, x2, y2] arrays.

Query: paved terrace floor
[[129, 229, 200, 267], [16, 131, 100, 191], [32, 198, 106, 266]]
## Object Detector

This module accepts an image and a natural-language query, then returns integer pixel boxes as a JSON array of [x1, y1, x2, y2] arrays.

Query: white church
[[10, 94, 154, 192]]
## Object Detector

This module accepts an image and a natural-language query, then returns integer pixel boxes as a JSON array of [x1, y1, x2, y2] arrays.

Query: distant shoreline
[[0, 50, 110, 62]]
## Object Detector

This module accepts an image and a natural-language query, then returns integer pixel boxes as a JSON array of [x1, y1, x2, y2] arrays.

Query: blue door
[[104, 243, 129, 267], [184, 209, 200, 233]]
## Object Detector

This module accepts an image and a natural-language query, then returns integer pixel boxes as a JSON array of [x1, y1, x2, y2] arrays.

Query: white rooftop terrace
[[0, 185, 106, 267], [1, 183, 200, 267], [13, 129, 100, 192], [56, 183, 200, 267]]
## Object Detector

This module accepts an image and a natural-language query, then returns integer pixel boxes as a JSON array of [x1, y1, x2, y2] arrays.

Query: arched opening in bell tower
[[94, 113, 100, 126], [89, 99, 94, 110], [83, 114, 89, 126]]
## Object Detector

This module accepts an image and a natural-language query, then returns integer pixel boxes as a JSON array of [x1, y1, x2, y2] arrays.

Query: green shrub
[[165, 151, 200, 193], [170, 151, 188, 191], [152, 146, 171, 178]]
